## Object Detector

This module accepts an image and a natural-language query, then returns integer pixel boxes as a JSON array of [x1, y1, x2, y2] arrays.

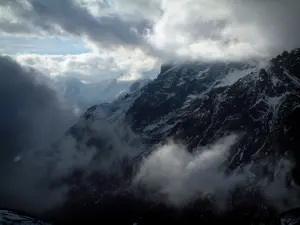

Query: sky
[[1, 0, 300, 82]]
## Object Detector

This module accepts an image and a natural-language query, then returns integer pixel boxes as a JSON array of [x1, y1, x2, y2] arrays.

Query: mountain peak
[[48, 48, 300, 224]]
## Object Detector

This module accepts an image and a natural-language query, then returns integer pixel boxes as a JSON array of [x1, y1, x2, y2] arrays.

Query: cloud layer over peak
[[2, 0, 300, 62], [1, 0, 299, 85]]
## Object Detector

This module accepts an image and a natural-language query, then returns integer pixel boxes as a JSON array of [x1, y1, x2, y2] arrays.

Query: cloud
[[133, 135, 300, 211], [229, 0, 300, 56], [111, 0, 162, 21], [260, 158, 300, 211], [0, 0, 151, 49], [0, 0, 160, 80], [0, 56, 76, 213], [15, 53, 120, 80], [1, 0, 299, 85], [0, 57, 144, 214], [2, 0, 300, 62], [133, 135, 244, 207], [0, 56, 75, 158], [15, 51, 159, 82], [145, 0, 300, 60], [0, 21, 39, 36], [0, 36, 90, 55]]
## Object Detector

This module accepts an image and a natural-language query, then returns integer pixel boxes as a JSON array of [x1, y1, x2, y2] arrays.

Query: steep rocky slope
[[81, 50, 300, 168], [47, 49, 300, 224]]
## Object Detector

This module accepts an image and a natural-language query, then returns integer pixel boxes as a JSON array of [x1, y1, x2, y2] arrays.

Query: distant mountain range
[[54, 75, 150, 110]]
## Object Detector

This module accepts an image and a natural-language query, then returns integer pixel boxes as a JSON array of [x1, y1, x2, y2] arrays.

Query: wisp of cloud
[[133, 135, 245, 207], [133, 134, 300, 211]]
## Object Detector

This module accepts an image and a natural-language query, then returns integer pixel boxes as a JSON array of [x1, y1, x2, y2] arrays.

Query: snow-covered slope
[[99, 51, 300, 168], [46, 49, 300, 224]]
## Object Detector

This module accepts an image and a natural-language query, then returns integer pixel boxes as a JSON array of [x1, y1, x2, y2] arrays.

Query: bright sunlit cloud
[[1, 0, 300, 81], [15, 48, 159, 82]]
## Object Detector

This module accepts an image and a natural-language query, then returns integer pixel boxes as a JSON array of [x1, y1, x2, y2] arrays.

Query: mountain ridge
[[46, 48, 300, 224]]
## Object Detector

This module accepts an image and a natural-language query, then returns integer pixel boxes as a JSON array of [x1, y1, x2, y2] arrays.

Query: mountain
[[55, 76, 150, 110], [46, 49, 300, 224]]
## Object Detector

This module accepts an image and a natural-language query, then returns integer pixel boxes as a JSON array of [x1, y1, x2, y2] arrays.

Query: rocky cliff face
[[81, 50, 300, 168], [47, 49, 300, 224]]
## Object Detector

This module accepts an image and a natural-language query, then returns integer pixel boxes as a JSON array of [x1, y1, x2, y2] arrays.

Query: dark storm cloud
[[0, 21, 38, 36], [0, 0, 151, 48], [0, 56, 72, 161], [0, 55, 147, 214], [1, 0, 300, 61], [0, 56, 75, 212], [231, 0, 300, 55]]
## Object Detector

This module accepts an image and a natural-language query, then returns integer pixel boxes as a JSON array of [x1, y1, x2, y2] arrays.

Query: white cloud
[[15, 49, 159, 82], [144, 0, 277, 60], [67, 0, 299, 61], [1, 0, 300, 83], [133, 135, 244, 207], [133, 135, 300, 210]]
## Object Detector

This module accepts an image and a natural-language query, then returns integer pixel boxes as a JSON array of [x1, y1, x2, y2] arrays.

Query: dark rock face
[[47, 49, 300, 224], [282, 106, 300, 185], [124, 56, 300, 169], [127, 62, 252, 133]]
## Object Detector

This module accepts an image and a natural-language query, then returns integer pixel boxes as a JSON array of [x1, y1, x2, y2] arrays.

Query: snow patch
[[197, 67, 210, 78], [271, 76, 280, 87], [266, 96, 282, 108], [215, 68, 255, 88], [177, 79, 186, 87]]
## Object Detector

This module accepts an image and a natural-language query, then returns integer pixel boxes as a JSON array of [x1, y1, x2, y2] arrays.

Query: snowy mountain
[[81, 50, 300, 168], [45, 49, 300, 224], [55, 76, 150, 110]]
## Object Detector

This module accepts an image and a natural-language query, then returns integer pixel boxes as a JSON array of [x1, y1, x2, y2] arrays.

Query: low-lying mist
[[133, 135, 300, 212]]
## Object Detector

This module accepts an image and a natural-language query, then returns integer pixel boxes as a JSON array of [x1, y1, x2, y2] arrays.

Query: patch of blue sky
[[0, 35, 90, 55]]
